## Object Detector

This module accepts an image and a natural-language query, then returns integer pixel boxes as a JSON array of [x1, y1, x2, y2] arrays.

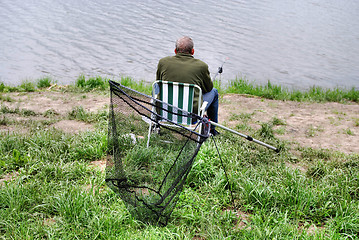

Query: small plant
[[0, 115, 10, 125], [274, 126, 285, 135], [271, 116, 286, 126], [43, 109, 59, 117], [1, 105, 19, 114], [306, 125, 323, 137], [229, 112, 253, 121], [75, 75, 108, 91], [257, 122, 275, 139], [21, 109, 37, 116], [306, 162, 326, 179], [0, 82, 5, 92], [354, 118, 359, 127], [37, 77, 52, 88], [11, 149, 28, 170], [344, 128, 354, 136], [235, 123, 253, 131], [19, 80, 36, 92], [67, 106, 107, 123], [68, 106, 88, 122], [75, 75, 86, 88], [120, 77, 152, 95], [0, 94, 13, 102], [86, 76, 107, 90]]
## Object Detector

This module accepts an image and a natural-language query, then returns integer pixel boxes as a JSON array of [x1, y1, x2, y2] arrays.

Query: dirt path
[[219, 94, 359, 154], [1, 91, 358, 154]]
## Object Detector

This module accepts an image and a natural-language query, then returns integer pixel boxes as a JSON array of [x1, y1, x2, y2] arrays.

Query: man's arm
[[156, 61, 162, 80], [200, 64, 213, 94]]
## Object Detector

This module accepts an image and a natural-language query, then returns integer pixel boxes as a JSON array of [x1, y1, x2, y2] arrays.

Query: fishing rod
[[212, 57, 229, 82], [209, 121, 280, 152]]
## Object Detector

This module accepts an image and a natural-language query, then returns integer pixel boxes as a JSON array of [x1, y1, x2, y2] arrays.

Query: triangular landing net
[[106, 80, 210, 226]]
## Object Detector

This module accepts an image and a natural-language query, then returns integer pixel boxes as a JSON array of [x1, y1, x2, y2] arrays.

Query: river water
[[1, 0, 358, 89]]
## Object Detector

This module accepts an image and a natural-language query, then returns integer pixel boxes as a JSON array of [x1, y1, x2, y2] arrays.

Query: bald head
[[175, 36, 194, 54]]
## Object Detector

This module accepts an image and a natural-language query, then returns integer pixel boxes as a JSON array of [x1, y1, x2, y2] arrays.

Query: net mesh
[[106, 80, 210, 225]]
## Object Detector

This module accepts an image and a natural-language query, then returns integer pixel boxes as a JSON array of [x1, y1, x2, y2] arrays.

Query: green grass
[[68, 106, 108, 123], [119, 76, 152, 95], [75, 75, 109, 91], [1, 76, 358, 103], [1, 105, 358, 239], [36, 77, 52, 89], [227, 78, 359, 103], [0, 76, 358, 238]]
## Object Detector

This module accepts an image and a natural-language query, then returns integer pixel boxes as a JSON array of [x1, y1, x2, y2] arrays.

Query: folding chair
[[146, 80, 208, 147]]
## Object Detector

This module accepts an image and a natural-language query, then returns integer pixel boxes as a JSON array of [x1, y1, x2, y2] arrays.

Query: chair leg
[[146, 121, 153, 148]]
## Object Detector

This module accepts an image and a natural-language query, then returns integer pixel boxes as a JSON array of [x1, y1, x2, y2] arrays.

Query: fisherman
[[156, 36, 220, 136]]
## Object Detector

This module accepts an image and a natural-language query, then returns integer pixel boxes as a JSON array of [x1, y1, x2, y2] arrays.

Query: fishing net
[[106, 80, 210, 226]]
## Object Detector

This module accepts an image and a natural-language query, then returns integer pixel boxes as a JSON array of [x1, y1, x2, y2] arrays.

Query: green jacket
[[156, 53, 213, 93], [156, 53, 213, 113]]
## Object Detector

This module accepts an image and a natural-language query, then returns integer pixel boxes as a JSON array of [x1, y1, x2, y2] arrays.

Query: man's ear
[[174, 49, 177, 54], [191, 49, 194, 55]]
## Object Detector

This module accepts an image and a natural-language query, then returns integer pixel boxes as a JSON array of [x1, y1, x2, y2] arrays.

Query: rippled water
[[1, 0, 358, 89]]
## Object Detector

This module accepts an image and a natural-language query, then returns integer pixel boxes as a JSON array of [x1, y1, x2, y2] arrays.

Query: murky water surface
[[1, 0, 358, 89]]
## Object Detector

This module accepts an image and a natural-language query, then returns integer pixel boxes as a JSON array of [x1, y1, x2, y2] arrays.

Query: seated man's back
[[156, 36, 220, 136]]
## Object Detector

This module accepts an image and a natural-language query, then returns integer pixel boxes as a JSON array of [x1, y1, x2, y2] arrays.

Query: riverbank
[[1, 79, 358, 239], [1, 79, 358, 153]]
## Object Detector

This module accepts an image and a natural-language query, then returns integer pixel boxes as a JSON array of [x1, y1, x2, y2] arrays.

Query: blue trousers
[[203, 88, 219, 130]]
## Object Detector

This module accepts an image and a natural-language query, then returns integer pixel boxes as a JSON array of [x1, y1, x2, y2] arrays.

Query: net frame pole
[[209, 121, 279, 152]]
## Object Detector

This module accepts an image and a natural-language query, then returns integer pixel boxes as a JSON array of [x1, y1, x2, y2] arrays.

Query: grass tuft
[[36, 77, 52, 89], [120, 77, 152, 95], [19, 80, 36, 92], [75, 75, 109, 91], [227, 78, 359, 103]]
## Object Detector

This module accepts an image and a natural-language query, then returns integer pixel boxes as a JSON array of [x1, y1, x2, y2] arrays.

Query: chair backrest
[[153, 80, 202, 126]]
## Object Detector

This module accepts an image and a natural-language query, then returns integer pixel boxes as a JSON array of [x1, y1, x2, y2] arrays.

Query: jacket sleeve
[[200, 64, 213, 93], [156, 61, 162, 80]]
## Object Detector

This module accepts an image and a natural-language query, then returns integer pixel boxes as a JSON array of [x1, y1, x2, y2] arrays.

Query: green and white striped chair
[[146, 80, 208, 147]]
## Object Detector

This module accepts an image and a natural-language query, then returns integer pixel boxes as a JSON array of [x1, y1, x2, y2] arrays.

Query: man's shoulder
[[193, 58, 208, 67], [159, 56, 175, 62], [158, 55, 208, 69]]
